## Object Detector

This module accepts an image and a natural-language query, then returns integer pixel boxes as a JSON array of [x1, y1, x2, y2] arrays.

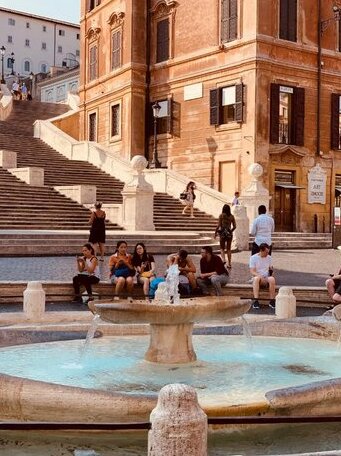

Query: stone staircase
[[269, 232, 332, 249], [0, 231, 217, 256], [0, 167, 122, 230], [0, 100, 218, 231]]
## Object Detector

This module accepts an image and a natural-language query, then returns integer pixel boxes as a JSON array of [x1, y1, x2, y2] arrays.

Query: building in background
[[0, 7, 80, 78], [76, 0, 341, 233], [37, 67, 79, 103]]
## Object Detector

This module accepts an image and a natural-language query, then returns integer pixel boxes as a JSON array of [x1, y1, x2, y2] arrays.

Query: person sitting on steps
[[249, 243, 276, 310], [132, 242, 156, 298], [109, 241, 135, 298], [72, 243, 100, 303], [326, 267, 341, 304], [197, 246, 229, 296], [167, 249, 198, 295]]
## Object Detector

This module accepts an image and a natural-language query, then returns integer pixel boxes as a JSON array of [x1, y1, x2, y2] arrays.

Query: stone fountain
[[94, 265, 251, 364]]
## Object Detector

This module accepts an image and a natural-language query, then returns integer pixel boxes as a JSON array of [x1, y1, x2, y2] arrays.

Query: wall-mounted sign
[[308, 164, 327, 204], [184, 83, 203, 101]]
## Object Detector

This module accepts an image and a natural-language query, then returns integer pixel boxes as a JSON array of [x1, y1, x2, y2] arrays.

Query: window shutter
[[221, 0, 229, 42], [172, 100, 181, 137], [210, 89, 220, 125], [112, 29, 121, 69], [270, 84, 280, 144], [156, 18, 169, 63], [235, 83, 243, 122], [279, 0, 289, 39], [287, 0, 297, 42], [292, 87, 305, 146], [280, 0, 297, 42], [221, 0, 238, 43], [229, 0, 238, 41], [167, 98, 173, 134], [331, 93, 340, 150]]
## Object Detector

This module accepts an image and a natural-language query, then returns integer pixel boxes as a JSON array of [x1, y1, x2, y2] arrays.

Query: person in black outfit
[[89, 202, 106, 261], [72, 243, 100, 303]]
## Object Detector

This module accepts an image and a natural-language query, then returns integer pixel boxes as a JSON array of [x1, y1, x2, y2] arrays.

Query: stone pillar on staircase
[[239, 163, 271, 228], [54, 185, 96, 205], [121, 155, 155, 231], [0, 150, 17, 169], [232, 205, 249, 251], [9, 167, 44, 187]]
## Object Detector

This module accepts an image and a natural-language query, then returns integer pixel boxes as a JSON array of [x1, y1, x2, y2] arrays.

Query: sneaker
[[252, 299, 260, 309], [269, 299, 276, 309], [87, 296, 94, 302]]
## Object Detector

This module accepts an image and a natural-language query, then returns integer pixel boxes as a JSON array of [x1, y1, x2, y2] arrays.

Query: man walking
[[251, 205, 275, 255], [249, 243, 276, 309], [197, 246, 229, 296]]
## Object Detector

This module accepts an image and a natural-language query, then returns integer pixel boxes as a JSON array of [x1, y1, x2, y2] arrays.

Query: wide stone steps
[[0, 169, 120, 231], [0, 100, 219, 231], [0, 231, 217, 255]]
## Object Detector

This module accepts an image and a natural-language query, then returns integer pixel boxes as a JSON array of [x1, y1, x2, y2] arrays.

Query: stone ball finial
[[248, 163, 263, 179], [131, 155, 148, 173]]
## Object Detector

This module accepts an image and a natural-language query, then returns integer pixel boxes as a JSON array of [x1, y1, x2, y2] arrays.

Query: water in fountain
[[164, 263, 180, 304], [241, 315, 253, 349], [80, 314, 101, 356]]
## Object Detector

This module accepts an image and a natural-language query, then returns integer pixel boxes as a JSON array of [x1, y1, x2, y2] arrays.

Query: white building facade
[[38, 68, 79, 103], [0, 7, 80, 78]]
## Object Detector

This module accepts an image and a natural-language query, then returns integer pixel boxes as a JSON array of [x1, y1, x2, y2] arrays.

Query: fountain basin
[[94, 297, 251, 364]]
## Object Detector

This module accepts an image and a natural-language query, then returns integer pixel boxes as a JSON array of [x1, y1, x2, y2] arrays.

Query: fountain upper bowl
[[94, 296, 251, 325]]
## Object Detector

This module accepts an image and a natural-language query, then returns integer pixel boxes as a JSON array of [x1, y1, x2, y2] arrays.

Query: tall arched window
[[24, 60, 30, 72]]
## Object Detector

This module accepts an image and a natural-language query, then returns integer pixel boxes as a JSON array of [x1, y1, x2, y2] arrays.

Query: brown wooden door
[[274, 187, 295, 231]]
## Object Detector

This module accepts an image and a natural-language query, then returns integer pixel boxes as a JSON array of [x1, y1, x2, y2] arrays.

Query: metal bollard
[[275, 286, 296, 319], [148, 384, 207, 456], [23, 281, 45, 320]]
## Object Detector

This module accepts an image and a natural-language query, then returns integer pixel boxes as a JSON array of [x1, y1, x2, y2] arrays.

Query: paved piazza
[[0, 249, 338, 286]]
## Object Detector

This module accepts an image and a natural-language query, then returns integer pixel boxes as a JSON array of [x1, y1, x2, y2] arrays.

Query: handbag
[[180, 192, 187, 200], [141, 270, 154, 278], [113, 265, 134, 278]]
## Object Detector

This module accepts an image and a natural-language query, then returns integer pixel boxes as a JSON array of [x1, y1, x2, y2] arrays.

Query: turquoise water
[[1, 424, 341, 455], [0, 335, 340, 405]]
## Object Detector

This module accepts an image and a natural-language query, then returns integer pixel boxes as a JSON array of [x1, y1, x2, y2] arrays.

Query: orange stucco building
[[78, 0, 341, 232]]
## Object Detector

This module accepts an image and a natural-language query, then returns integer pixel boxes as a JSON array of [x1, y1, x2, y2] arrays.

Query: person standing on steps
[[250, 205, 275, 255], [232, 191, 240, 206], [88, 202, 106, 261], [181, 181, 196, 218], [72, 243, 100, 303], [215, 204, 236, 269]]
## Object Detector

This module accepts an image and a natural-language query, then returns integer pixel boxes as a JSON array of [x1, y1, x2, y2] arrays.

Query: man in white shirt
[[249, 243, 276, 309], [232, 191, 240, 206], [251, 205, 275, 255]]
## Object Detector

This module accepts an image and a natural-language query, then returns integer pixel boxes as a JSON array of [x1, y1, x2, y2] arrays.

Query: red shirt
[[200, 254, 227, 275]]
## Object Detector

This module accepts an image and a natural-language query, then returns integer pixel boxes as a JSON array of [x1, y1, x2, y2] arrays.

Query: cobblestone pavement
[[0, 248, 339, 286]]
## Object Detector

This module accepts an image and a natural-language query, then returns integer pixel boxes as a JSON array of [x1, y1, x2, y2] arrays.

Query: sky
[[0, 0, 80, 23]]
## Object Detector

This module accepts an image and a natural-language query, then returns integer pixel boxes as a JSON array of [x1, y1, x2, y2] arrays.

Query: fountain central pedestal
[[95, 297, 251, 364]]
